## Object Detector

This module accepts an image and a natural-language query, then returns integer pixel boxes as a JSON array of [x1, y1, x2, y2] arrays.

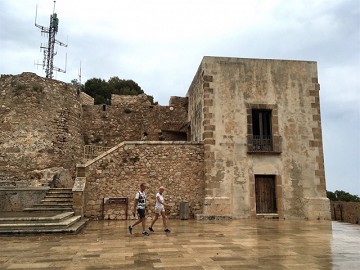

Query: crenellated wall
[[82, 95, 188, 147]]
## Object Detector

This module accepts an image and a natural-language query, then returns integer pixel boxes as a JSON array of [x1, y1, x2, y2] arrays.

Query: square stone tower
[[187, 56, 330, 220]]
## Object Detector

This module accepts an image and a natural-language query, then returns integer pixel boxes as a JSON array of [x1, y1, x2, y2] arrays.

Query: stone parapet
[[72, 177, 86, 217], [111, 94, 151, 106], [0, 187, 49, 211], [331, 201, 360, 224], [169, 96, 188, 108]]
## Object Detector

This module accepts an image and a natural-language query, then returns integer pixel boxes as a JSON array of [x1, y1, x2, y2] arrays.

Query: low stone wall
[[331, 201, 360, 224], [82, 141, 204, 220], [0, 187, 49, 211]]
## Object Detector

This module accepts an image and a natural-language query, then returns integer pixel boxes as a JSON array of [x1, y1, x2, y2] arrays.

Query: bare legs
[[150, 213, 159, 228], [131, 217, 145, 232], [150, 211, 168, 230], [161, 211, 168, 229]]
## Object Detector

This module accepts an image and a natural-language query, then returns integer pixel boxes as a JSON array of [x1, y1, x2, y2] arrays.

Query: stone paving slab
[[0, 219, 359, 269]]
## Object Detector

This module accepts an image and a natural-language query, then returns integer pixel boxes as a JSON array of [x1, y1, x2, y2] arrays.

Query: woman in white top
[[149, 186, 170, 233]]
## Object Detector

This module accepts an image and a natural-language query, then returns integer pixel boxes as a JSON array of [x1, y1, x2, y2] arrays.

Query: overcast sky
[[1, 0, 359, 196]]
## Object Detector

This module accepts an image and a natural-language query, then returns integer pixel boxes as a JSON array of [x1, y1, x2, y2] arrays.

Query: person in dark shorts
[[128, 183, 149, 236]]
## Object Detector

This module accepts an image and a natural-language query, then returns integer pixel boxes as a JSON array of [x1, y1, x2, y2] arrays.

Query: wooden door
[[255, 175, 277, 213]]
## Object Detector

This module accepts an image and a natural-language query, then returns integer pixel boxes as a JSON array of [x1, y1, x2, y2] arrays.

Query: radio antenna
[[78, 61, 82, 85], [35, 0, 67, 79]]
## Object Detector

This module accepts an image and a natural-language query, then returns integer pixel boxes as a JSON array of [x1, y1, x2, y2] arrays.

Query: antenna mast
[[78, 61, 82, 84], [35, 0, 67, 79]]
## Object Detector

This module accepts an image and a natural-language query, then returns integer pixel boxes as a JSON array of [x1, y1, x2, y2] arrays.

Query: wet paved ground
[[0, 219, 359, 269]]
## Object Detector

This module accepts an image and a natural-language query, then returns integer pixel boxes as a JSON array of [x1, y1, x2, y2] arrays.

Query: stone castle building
[[0, 56, 330, 220]]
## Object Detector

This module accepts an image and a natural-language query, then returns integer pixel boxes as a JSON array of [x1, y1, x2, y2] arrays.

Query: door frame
[[249, 174, 284, 218], [255, 175, 277, 214]]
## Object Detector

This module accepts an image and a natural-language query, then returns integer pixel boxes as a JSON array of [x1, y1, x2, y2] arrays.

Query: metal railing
[[83, 145, 111, 160], [247, 135, 282, 153]]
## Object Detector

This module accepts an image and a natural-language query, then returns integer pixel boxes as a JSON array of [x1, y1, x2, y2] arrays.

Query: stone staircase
[[24, 188, 74, 212], [0, 188, 88, 234]]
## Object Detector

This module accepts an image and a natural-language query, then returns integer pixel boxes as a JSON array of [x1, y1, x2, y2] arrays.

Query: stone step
[[47, 191, 73, 195], [0, 218, 88, 234], [0, 215, 81, 229], [0, 181, 16, 187], [33, 202, 73, 207], [45, 194, 73, 198], [0, 211, 74, 224], [42, 198, 73, 203], [21, 187, 74, 213], [48, 188, 72, 191], [24, 207, 73, 212], [47, 189, 73, 192], [256, 214, 279, 219]]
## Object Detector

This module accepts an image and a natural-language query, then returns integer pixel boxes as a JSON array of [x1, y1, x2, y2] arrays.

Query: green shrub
[[327, 190, 360, 202]]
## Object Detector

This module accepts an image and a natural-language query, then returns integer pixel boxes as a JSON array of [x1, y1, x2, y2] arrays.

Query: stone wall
[[82, 95, 188, 147], [0, 72, 190, 212], [0, 187, 48, 211], [187, 57, 330, 220], [111, 94, 151, 106], [80, 92, 94, 105], [331, 201, 360, 224], [0, 59, 331, 221], [81, 141, 204, 220], [0, 72, 83, 187], [187, 65, 204, 142]]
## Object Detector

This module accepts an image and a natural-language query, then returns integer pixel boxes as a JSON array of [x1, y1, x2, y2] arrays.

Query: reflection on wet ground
[[1, 219, 359, 269]]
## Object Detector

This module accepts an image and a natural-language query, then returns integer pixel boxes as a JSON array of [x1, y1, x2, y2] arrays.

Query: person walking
[[149, 186, 171, 233], [128, 183, 149, 236]]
